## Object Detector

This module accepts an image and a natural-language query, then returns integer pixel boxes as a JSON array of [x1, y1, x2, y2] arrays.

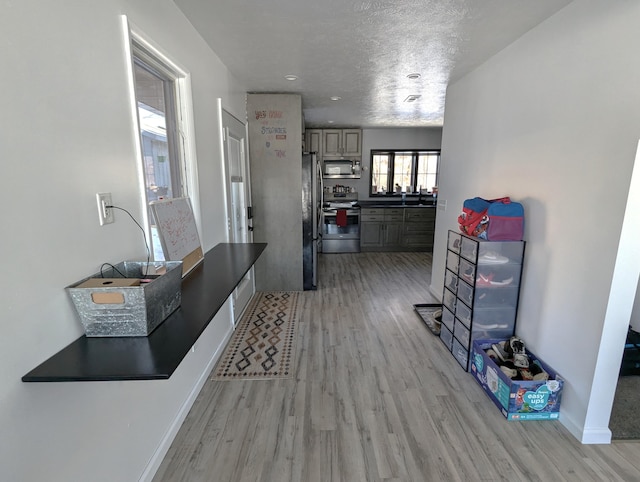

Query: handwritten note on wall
[[254, 109, 287, 158], [150, 197, 203, 275]]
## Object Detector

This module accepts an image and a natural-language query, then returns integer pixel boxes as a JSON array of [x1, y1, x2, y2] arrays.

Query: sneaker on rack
[[491, 341, 511, 363], [490, 276, 514, 286], [478, 251, 509, 265], [510, 336, 529, 368], [476, 273, 494, 287], [461, 266, 474, 283]]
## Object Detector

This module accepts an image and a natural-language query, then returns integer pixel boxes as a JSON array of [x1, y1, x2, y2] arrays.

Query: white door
[[221, 103, 255, 324]]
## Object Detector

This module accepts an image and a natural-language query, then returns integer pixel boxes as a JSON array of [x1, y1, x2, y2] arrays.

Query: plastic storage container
[[440, 230, 525, 370]]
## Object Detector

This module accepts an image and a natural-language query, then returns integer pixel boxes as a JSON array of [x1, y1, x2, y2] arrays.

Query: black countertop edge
[[357, 201, 437, 208], [21, 243, 267, 382]]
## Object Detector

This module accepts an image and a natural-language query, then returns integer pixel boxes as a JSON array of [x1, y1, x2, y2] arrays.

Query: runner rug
[[212, 291, 300, 380]]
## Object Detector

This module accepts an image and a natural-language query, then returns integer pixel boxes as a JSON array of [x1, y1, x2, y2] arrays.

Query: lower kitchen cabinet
[[402, 208, 436, 250], [360, 206, 435, 252], [360, 208, 402, 249]]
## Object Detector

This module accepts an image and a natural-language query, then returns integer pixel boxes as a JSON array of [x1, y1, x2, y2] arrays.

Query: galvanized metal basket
[[67, 261, 182, 337]]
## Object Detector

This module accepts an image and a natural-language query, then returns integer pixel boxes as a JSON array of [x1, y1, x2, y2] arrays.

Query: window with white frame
[[131, 39, 187, 260], [370, 150, 440, 195]]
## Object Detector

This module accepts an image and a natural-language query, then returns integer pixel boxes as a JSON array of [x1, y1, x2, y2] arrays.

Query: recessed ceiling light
[[284, 74, 298, 81], [330, 96, 342, 101], [328, 120, 334, 124], [407, 73, 421, 80], [404, 94, 422, 103]]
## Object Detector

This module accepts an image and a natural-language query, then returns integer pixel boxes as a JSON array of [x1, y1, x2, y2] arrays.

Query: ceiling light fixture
[[284, 74, 298, 81], [407, 73, 421, 80], [404, 94, 422, 103], [330, 96, 342, 101]]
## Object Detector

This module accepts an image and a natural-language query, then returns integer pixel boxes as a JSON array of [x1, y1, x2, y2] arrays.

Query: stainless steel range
[[321, 192, 360, 253]]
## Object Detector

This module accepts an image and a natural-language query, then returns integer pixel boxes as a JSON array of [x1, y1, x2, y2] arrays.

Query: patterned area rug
[[212, 291, 299, 380]]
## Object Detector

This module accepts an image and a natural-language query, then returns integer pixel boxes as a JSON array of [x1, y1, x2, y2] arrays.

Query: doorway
[[220, 100, 254, 324]]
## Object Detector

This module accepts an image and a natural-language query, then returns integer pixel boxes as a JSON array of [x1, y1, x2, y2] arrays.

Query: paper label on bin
[[91, 292, 125, 304], [524, 385, 551, 411]]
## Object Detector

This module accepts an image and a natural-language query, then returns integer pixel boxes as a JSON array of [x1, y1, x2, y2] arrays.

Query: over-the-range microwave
[[323, 158, 361, 179]]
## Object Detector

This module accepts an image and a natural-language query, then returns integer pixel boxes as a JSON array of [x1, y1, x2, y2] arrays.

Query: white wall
[[0, 1, 246, 480], [431, 2, 640, 443]]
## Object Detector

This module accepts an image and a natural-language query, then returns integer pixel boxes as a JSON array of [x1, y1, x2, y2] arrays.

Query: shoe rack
[[440, 230, 525, 370]]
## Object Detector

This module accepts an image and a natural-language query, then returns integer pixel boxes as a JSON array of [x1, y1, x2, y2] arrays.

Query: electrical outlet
[[96, 192, 114, 225]]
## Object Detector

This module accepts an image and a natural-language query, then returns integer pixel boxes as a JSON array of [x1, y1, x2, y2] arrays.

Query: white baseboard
[[560, 414, 612, 444], [139, 328, 233, 482], [580, 428, 612, 444]]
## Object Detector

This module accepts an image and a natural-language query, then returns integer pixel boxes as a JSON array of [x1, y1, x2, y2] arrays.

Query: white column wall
[[431, 1, 640, 443], [0, 1, 246, 480]]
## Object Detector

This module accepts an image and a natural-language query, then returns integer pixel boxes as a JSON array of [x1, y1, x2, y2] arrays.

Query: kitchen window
[[370, 150, 440, 195]]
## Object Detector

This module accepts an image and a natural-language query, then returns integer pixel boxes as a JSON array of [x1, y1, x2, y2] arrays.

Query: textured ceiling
[[174, 0, 571, 128]]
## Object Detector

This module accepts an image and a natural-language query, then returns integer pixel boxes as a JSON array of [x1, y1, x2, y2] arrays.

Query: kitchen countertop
[[357, 200, 437, 208]]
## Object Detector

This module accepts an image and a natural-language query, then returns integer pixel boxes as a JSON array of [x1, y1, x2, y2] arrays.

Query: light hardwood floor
[[153, 252, 640, 482]]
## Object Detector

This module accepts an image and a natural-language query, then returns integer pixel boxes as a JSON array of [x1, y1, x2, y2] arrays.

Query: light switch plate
[[96, 193, 114, 225]]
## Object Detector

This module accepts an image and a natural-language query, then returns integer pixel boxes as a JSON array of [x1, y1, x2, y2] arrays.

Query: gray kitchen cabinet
[[305, 129, 323, 159], [360, 207, 403, 250], [322, 129, 362, 157], [402, 208, 436, 250], [361, 206, 435, 252], [361, 220, 383, 247]]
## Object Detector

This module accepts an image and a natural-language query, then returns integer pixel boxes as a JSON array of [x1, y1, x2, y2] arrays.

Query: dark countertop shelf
[[22, 243, 267, 382]]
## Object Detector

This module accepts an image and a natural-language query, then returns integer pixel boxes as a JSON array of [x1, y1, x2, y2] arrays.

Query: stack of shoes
[[487, 337, 549, 381]]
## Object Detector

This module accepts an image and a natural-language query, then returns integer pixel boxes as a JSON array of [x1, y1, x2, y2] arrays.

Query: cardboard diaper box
[[470, 339, 564, 421]]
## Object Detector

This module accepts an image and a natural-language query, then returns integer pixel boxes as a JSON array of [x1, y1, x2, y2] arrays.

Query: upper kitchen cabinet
[[322, 129, 362, 158], [305, 129, 323, 159]]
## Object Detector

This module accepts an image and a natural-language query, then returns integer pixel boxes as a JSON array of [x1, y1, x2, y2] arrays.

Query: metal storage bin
[[67, 261, 182, 337]]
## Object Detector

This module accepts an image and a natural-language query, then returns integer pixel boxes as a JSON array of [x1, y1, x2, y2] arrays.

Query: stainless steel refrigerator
[[302, 152, 322, 290]]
